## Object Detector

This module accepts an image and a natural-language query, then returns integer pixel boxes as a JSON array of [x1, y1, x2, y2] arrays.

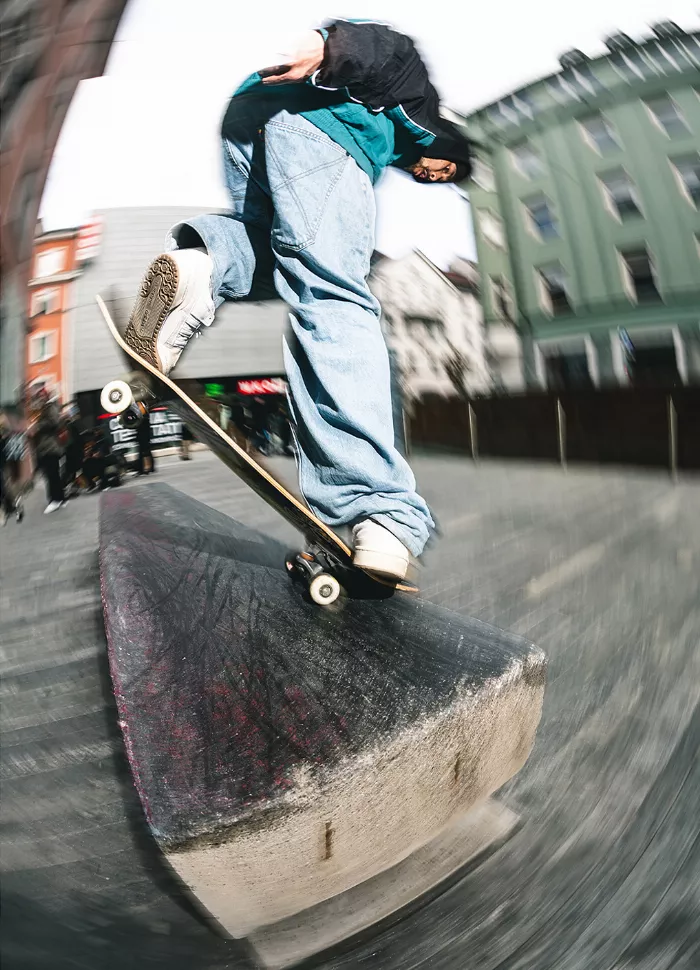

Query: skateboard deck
[[95, 294, 416, 602]]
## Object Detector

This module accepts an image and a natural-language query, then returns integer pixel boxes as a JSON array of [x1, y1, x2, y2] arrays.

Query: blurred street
[[2, 452, 699, 969]]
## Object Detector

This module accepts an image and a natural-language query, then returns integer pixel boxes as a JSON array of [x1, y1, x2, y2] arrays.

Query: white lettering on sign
[[103, 410, 183, 451], [237, 377, 286, 395]]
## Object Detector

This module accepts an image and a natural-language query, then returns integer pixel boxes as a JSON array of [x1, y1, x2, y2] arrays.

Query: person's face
[[406, 158, 457, 183]]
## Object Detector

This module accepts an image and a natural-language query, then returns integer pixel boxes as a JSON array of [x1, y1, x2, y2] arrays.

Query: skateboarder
[[125, 19, 471, 580]]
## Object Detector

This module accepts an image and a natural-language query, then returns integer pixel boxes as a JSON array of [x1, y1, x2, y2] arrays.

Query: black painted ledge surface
[[99, 484, 546, 935]]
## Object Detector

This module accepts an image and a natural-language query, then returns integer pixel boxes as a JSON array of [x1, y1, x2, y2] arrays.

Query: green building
[[460, 21, 700, 389]]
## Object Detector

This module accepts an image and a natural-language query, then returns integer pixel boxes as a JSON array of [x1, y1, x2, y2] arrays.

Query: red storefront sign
[[236, 378, 286, 396]]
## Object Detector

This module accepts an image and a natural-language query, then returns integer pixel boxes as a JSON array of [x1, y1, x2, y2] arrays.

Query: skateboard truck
[[100, 378, 152, 429], [286, 550, 343, 606]]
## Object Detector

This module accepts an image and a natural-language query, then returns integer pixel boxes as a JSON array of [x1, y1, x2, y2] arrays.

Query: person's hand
[[259, 30, 325, 84]]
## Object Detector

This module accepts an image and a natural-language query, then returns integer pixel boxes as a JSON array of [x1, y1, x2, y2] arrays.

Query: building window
[[646, 40, 682, 72], [34, 249, 66, 278], [619, 248, 661, 303], [678, 33, 700, 67], [579, 115, 620, 154], [542, 348, 593, 390], [671, 154, 700, 207], [523, 195, 559, 240], [510, 142, 544, 179], [29, 331, 57, 363], [486, 104, 513, 128], [599, 169, 642, 222], [561, 66, 603, 98], [486, 93, 534, 128], [546, 76, 581, 105], [472, 158, 495, 192], [406, 316, 443, 338], [30, 288, 60, 317], [490, 276, 514, 323], [502, 92, 535, 120], [537, 263, 571, 316], [621, 332, 681, 387], [478, 211, 505, 249], [610, 51, 646, 82], [623, 49, 659, 80], [645, 96, 689, 137]]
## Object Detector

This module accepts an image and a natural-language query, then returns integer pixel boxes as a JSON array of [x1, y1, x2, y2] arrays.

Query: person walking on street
[[135, 413, 155, 475], [0, 412, 25, 525], [179, 424, 193, 461], [61, 403, 84, 497], [29, 392, 65, 513], [122, 19, 471, 580]]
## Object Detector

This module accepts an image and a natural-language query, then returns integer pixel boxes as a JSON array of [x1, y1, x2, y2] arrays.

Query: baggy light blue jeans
[[173, 98, 434, 556]]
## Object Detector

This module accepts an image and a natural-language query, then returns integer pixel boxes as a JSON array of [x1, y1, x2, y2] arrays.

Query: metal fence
[[409, 388, 700, 475]]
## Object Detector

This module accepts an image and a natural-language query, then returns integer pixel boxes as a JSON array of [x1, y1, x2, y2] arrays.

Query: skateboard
[[96, 294, 417, 606]]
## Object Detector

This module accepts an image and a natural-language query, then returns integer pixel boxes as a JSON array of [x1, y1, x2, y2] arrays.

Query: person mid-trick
[[125, 18, 471, 581]]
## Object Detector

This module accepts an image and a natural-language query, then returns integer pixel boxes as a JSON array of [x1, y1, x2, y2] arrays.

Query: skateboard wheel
[[309, 574, 341, 606], [101, 379, 133, 414]]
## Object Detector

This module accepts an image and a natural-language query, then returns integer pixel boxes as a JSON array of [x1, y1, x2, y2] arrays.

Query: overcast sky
[[40, 0, 698, 267]]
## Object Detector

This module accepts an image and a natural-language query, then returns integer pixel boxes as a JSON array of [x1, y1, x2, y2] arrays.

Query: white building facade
[[370, 251, 494, 400]]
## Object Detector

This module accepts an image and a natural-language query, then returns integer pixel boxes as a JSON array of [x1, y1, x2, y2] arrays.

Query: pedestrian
[[0, 412, 25, 525], [179, 423, 193, 460], [28, 391, 65, 513], [135, 412, 155, 475], [82, 428, 109, 491], [276, 401, 295, 457], [61, 403, 84, 498], [120, 19, 471, 579]]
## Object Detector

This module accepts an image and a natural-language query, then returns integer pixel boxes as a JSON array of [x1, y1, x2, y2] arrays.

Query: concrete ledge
[[168, 665, 539, 936], [250, 798, 519, 969], [100, 484, 545, 942]]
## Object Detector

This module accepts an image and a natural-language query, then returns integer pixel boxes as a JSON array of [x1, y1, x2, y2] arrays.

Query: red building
[[25, 226, 82, 401]]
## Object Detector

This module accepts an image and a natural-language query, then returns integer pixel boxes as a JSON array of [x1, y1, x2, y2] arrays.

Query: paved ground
[[2, 452, 699, 969]]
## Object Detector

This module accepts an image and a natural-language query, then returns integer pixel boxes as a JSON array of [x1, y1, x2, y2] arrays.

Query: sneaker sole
[[124, 254, 179, 369], [353, 548, 410, 581]]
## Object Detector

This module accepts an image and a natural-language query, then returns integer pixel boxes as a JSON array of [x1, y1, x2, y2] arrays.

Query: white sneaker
[[352, 519, 410, 580], [44, 500, 62, 514], [125, 249, 215, 375]]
